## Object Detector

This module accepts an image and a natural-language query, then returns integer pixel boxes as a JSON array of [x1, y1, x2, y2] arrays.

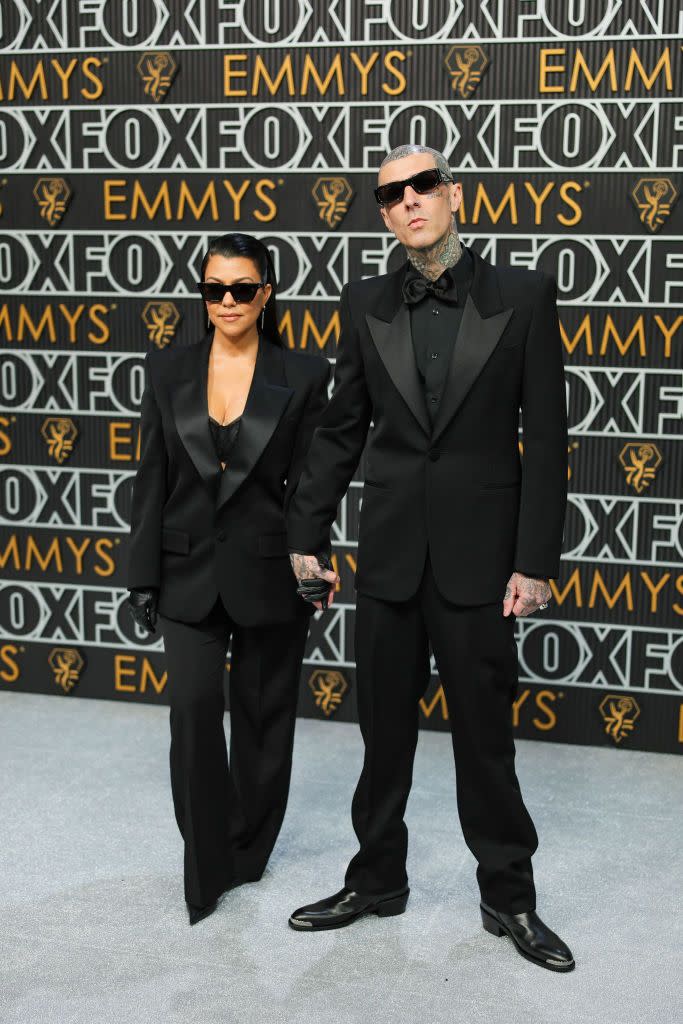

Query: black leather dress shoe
[[289, 886, 410, 931], [480, 902, 575, 972]]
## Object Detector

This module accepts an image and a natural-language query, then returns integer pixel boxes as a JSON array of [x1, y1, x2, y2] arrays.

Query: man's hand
[[503, 572, 551, 617], [289, 553, 339, 611]]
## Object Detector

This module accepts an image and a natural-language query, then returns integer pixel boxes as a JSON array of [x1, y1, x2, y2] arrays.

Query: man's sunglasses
[[374, 167, 453, 207], [197, 280, 266, 304]]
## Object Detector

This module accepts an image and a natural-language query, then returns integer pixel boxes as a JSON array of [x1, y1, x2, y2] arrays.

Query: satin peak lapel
[[215, 372, 293, 511], [168, 338, 219, 493], [431, 293, 513, 443], [366, 304, 430, 436]]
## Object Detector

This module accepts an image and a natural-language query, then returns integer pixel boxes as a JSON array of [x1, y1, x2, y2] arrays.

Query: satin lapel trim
[[366, 304, 430, 436], [431, 294, 513, 443], [168, 337, 219, 493], [215, 370, 293, 511]]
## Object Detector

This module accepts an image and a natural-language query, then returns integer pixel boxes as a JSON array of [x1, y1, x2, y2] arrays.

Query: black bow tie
[[402, 267, 458, 306]]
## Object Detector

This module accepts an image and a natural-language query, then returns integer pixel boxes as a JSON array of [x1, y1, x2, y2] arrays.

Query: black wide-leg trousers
[[345, 555, 539, 915], [159, 596, 310, 907]]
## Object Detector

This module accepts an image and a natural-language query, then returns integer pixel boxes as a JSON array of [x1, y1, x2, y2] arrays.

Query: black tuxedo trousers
[[345, 554, 538, 914], [160, 596, 310, 908]]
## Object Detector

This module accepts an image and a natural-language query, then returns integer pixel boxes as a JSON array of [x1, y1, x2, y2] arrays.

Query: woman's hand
[[289, 553, 339, 611], [127, 587, 159, 634]]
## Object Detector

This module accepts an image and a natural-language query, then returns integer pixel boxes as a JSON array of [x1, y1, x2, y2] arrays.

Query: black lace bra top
[[208, 415, 242, 465]]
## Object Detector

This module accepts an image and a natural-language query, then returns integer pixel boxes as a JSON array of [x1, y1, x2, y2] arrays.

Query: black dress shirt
[[403, 247, 474, 425]]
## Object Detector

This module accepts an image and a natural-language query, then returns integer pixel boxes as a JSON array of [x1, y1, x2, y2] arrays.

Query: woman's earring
[[260, 305, 265, 329]]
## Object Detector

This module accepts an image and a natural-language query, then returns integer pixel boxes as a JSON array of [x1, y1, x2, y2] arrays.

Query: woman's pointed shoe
[[187, 898, 218, 926]]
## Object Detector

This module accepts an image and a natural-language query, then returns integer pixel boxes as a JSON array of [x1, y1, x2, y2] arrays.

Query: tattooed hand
[[502, 572, 551, 617], [289, 553, 339, 611]]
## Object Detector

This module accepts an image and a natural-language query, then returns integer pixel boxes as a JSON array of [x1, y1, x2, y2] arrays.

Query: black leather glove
[[127, 587, 159, 635], [296, 553, 334, 610]]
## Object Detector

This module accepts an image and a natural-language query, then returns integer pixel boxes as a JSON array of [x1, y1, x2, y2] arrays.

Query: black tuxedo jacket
[[287, 246, 568, 605], [127, 331, 330, 625]]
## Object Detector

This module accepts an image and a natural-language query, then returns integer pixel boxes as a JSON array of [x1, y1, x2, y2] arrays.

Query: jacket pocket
[[161, 527, 190, 555], [363, 478, 391, 491], [499, 333, 524, 350], [258, 531, 289, 558]]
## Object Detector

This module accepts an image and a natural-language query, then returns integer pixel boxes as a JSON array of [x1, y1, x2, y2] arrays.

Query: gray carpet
[[0, 691, 680, 1024]]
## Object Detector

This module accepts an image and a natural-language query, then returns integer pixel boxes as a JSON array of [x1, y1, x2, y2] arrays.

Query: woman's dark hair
[[198, 232, 283, 347]]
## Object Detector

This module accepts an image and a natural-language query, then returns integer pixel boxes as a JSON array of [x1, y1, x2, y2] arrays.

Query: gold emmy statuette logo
[[444, 45, 489, 97], [142, 301, 181, 349], [48, 647, 84, 694], [599, 694, 640, 744], [41, 416, 78, 464], [308, 669, 348, 717], [311, 176, 353, 229], [136, 51, 178, 102], [619, 442, 662, 494], [33, 177, 71, 226], [630, 177, 678, 232]]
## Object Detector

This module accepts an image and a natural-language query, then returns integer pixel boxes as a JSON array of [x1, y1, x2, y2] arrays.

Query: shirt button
[[431, 353, 438, 359], [429, 449, 441, 462], [430, 396, 438, 404], [431, 307, 439, 316]]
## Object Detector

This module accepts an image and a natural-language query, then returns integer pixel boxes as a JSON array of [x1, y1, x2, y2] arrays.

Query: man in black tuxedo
[[286, 145, 574, 971]]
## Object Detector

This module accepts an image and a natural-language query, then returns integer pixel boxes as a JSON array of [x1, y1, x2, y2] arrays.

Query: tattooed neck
[[406, 230, 463, 282]]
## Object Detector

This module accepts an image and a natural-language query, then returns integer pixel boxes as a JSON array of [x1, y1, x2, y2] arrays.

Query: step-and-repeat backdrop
[[0, 3, 681, 754]]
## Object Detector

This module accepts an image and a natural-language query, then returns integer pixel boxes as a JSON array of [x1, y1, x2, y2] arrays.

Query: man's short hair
[[379, 145, 451, 180]]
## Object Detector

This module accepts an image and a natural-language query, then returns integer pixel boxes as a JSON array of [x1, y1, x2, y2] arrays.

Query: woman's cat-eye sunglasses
[[197, 280, 266, 304]]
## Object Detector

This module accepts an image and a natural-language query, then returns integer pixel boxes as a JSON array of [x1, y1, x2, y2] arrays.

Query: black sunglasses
[[374, 167, 453, 207], [197, 280, 266, 304]]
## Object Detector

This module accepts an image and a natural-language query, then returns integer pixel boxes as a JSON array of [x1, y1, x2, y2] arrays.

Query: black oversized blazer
[[127, 330, 331, 625], [287, 246, 568, 606]]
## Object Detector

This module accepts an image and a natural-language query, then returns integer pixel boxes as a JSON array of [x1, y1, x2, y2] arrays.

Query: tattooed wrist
[[289, 552, 327, 582]]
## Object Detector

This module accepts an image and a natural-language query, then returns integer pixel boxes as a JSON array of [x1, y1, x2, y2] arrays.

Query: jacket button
[[216, 530, 226, 542], [429, 449, 440, 462]]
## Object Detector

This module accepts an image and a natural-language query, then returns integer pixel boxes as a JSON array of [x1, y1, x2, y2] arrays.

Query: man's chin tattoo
[[406, 230, 463, 280]]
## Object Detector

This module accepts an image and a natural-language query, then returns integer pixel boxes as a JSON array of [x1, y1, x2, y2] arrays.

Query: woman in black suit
[[126, 233, 331, 925]]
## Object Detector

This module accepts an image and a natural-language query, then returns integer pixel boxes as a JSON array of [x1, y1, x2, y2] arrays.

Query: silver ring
[[539, 602, 549, 610]]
